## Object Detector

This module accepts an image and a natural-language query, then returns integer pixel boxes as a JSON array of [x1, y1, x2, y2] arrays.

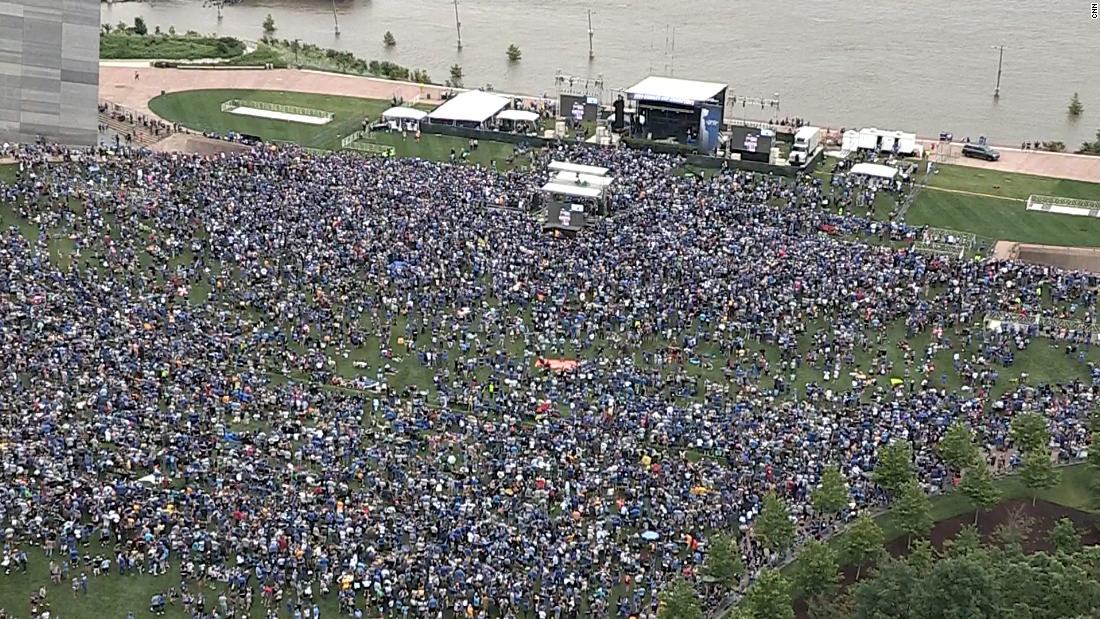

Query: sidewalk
[[921, 140, 1100, 183]]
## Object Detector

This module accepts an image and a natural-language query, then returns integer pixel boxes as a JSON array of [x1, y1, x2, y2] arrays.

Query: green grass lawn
[[100, 32, 245, 60], [905, 163, 1100, 246], [3, 154, 1098, 616], [148, 89, 531, 170]]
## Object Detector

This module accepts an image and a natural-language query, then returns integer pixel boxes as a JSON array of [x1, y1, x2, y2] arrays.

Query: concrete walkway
[[97, 64, 1100, 184], [922, 140, 1100, 183]]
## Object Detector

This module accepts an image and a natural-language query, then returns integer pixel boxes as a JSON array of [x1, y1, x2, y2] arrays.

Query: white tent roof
[[850, 163, 899, 180], [542, 182, 604, 199], [382, 107, 428, 121], [497, 109, 539, 123], [548, 161, 609, 177], [554, 171, 614, 187], [427, 91, 510, 123], [626, 76, 726, 105]]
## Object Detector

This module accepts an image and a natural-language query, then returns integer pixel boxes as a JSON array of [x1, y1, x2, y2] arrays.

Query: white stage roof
[[548, 161, 609, 177], [427, 91, 510, 123], [382, 107, 428, 121], [850, 163, 899, 180], [542, 182, 604, 199], [497, 109, 539, 123], [626, 76, 727, 106], [554, 171, 614, 187]]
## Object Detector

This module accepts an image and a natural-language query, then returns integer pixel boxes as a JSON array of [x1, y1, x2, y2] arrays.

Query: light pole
[[992, 44, 1004, 99], [453, 0, 463, 50]]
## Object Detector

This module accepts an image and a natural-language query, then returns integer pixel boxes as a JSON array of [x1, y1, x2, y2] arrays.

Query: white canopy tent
[[850, 163, 899, 180], [548, 161, 609, 177], [496, 109, 539, 123], [540, 182, 604, 200], [553, 171, 614, 188], [382, 107, 428, 121], [427, 91, 510, 125]]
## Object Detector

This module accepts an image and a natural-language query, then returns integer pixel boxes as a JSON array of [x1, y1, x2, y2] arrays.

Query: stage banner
[[698, 103, 722, 154]]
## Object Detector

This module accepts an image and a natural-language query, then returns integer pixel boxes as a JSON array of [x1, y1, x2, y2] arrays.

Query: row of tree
[[659, 409, 1100, 618]]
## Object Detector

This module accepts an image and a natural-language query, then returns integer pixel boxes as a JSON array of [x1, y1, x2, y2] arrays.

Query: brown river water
[[103, 0, 1100, 145]]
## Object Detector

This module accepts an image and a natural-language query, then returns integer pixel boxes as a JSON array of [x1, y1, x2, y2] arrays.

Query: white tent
[[850, 163, 899, 180], [382, 107, 428, 121], [553, 171, 614, 188], [541, 182, 604, 199], [626, 76, 727, 106], [496, 109, 539, 123], [427, 90, 510, 125], [548, 161, 609, 177]]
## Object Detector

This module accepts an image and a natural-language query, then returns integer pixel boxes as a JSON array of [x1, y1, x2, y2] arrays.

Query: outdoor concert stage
[[625, 76, 727, 154]]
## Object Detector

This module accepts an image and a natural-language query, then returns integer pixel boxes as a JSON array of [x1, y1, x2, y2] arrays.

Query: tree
[[1080, 129, 1100, 156], [872, 441, 915, 498], [853, 558, 919, 619], [506, 43, 522, 62], [913, 555, 997, 619], [658, 577, 702, 619], [938, 421, 978, 474], [1088, 431, 1100, 471], [133, 17, 148, 36], [449, 64, 464, 87], [845, 513, 885, 580], [738, 569, 794, 619], [992, 504, 1034, 552], [102, 23, 112, 34], [1010, 413, 1048, 454], [907, 538, 936, 576], [262, 14, 277, 36], [944, 524, 981, 557], [755, 492, 795, 554], [812, 467, 849, 520], [793, 539, 839, 599], [807, 593, 854, 619], [702, 532, 744, 589], [1051, 517, 1081, 554], [893, 480, 933, 547], [383, 31, 396, 48], [1069, 92, 1084, 117], [1019, 447, 1059, 505], [959, 460, 1000, 525]]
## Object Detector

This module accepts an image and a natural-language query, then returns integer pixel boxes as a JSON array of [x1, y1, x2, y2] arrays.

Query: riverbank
[[98, 63, 1100, 183]]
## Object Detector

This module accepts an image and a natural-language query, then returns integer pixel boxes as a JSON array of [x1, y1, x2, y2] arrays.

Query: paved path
[[98, 64, 1100, 184], [922, 140, 1100, 183], [923, 185, 1026, 202]]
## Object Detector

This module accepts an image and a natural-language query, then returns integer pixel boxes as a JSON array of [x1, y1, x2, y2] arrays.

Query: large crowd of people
[[0, 140, 1097, 619]]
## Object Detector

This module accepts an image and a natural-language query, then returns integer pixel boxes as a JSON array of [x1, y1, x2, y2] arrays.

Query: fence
[[984, 311, 1100, 343], [343, 141, 395, 157], [1026, 194, 1100, 218], [220, 99, 334, 122]]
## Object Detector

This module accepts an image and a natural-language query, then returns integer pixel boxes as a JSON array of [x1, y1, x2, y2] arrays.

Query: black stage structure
[[625, 76, 727, 154]]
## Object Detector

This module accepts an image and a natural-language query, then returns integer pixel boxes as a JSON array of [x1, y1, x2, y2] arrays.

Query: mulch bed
[[794, 499, 1100, 618]]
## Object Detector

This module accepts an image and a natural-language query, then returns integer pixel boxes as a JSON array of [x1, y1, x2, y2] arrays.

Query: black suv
[[961, 143, 1000, 161]]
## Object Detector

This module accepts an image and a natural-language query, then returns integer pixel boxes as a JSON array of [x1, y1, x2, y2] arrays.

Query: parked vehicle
[[961, 143, 1000, 161], [790, 126, 821, 165]]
